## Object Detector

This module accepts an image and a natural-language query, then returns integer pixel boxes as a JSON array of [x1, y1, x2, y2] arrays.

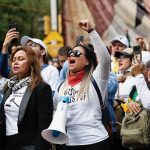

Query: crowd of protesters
[[0, 18, 150, 150]]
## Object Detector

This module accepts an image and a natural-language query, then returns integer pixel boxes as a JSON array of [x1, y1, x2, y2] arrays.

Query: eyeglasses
[[67, 50, 85, 57]]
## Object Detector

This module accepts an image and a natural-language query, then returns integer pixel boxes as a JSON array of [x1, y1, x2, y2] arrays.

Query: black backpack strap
[[91, 76, 104, 110], [91, 76, 109, 127], [59, 78, 104, 111], [58, 79, 66, 92]]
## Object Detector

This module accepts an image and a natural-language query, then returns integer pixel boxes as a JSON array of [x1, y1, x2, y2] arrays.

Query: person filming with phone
[[0, 27, 19, 78], [127, 58, 150, 115], [0, 26, 59, 96]]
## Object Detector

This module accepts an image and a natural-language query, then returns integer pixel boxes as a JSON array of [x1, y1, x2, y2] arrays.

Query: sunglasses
[[116, 55, 131, 60], [67, 50, 85, 57]]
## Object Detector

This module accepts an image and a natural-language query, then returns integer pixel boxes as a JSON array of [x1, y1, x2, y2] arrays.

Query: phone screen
[[76, 36, 84, 45], [132, 45, 142, 62]]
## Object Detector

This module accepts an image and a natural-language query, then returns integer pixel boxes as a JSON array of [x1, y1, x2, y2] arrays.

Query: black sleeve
[[35, 82, 53, 150]]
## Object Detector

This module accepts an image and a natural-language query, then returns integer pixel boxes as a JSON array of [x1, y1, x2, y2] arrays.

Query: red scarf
[[68, 70, 84, 87]]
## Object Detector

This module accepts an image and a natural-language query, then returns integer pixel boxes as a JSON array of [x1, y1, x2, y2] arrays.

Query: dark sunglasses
[[67, 50, 85, 57], [116, 55, 131, 60]]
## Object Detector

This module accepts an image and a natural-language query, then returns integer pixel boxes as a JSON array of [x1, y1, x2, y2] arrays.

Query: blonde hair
[[60, 65, 95, 100], [59, 43, 97, 100]]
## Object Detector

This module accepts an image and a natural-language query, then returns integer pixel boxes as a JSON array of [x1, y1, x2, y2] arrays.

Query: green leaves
[[0, 0, 50, 43]]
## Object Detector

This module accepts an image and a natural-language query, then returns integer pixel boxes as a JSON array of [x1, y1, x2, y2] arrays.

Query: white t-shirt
[[135, 74, 150, 110], [57, 80, 108, 145], [54, 30, 110, 145], [115, 75, 136, 102], [4, 86, 27, 136], [0, 77, 8, 91], [41, 65, 59, 92]]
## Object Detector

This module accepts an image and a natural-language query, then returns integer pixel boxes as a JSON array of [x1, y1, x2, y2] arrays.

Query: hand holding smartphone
[[8, 22, 19, 44], [76, 36, 84, 45], [132, 45, 142, 63]]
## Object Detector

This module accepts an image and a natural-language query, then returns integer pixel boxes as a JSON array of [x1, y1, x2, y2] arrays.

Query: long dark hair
[[75, 42, 97, 70]]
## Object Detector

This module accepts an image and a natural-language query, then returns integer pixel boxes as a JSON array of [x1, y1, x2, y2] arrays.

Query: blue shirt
[[59, 60, 68, 81], [107, 72, 118, 132], [0, 53, 11, 78]]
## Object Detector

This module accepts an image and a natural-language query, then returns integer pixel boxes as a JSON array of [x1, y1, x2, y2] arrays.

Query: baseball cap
[[114, 48, 133, 58], [21, 36, 47, 51], [110, 35, 129, 47]]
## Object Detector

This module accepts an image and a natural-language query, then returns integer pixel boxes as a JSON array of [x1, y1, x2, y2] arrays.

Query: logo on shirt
[[64, 87, 86, 103]]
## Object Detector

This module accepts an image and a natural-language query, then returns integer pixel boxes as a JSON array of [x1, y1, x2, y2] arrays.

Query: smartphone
[[76, 35, 84, 45], [132, 45, 142, 62], [9, 22, 18, 31], [8, 22, 18, 44]]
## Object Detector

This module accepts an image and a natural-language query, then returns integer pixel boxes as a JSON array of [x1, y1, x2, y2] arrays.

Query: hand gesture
[[135, 35, 147, 51], [128, 101, 141, 114], [131, 59, 144, 76], [3, 28, 19, 49], [79, 19, 94, 32], [117, 74, 126, 83]]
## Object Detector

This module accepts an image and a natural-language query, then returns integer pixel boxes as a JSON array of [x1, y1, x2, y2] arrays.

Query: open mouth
[[119, 63, 123, 67], [69, 59, 75, 64]]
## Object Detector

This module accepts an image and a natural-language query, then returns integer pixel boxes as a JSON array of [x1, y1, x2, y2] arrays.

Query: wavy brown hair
[[9, 46, 43, 90]]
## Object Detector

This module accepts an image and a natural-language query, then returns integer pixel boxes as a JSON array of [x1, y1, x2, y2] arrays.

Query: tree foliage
[[0, 0, 50, 44]]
